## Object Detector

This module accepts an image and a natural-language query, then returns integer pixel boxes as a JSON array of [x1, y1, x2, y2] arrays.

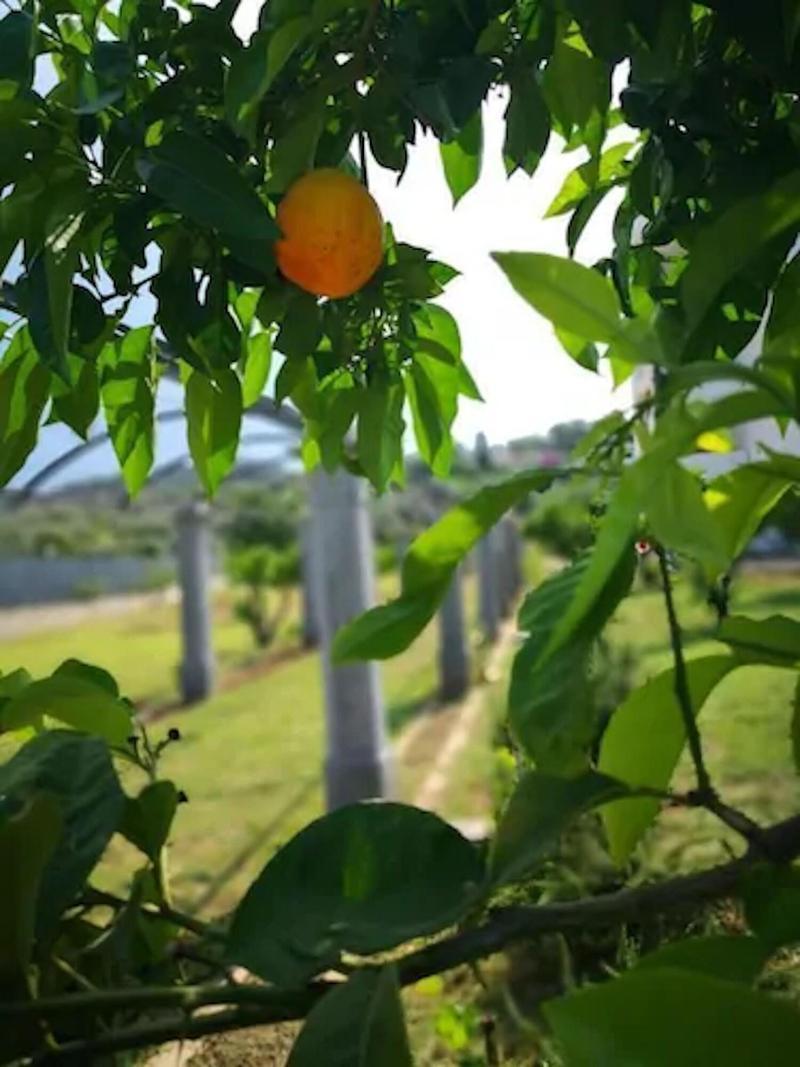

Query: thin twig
[[80, 887, 220, 941], [656, 545, 711, 794]]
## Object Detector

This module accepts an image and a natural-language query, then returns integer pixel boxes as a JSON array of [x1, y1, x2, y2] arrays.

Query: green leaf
[[136, 132, 277, 241], [503, 67, 550, 176], [510, 549, 636, 771], [0, 327, 50, 488], [793, 677, 800, 776], [635, 936, 768, 984], [0, 12, 35, 95], [226, 19, 310, 136], [678, 169, 800, 354], [27, 185, 87, 381], [333, 469, 557, 661], [541, 469, 640, 661], [743, 863, 800, 950], [555, 326, 599, 371], [99, 327, 155, 497], [440, 110, 483, 206], [598, 656, 736, 863], [490, 771, 629, 886], [288, 967, 412, 1067], [0, 668, 132, 745], [267, 89, 327, 192], [276, 290, 322, 357], [406, 355, 456, 477], [492, 252, 631, 350], [186, 369, 242, 496], [705, 462, 796, 564], [544, 968, 800, 1067], [660, 361, 794, 414], [120, 781, 179, 862], [645, 461, 727, 573], [543, 38, 610, 169], [546, 141, 635, 218], [51, 355, 100, 439], [242, 331, 272, 408], [717, 615, 800, 667], [357, 379, 405, 491], [0, 793, 61, 990], [0, 731, 125, 936], [227, 802, 484, 986]]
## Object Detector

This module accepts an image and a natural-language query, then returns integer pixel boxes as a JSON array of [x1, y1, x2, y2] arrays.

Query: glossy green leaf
[[510, 549, 635, 771], [743, 863, 800, 950], [226, 19, 310, 136], [242, 331, 272, 408], [492, 252, 632, 350], [267, 89, 327, 192], [645, 461, 727, 573], [334, 469, 557, 661], [0, 793, 61, 988], [599, 656, 736, 863], [406, 354, 457, 477], [227, 802, 484, 986], [28, 193, 86, 380], [186, 369, 242, 496], [718, 615, 800, 667], [635, 936, 768, 984], [99, 327, 155, 497], [504, 67, 550, 175], [679, 169, 800, 350], [440, 110, 483, 206], [120, 781, 179, 862], [136, 132, 277, 241], [545, 968, 800, 1066], [0, 668, 132, 745], [705, 462, 796, 564], [288, 966, 412, 1067], [0, 11, 35, 94], [357, 379, 405, 491], [541, 465, 642, 661], [0, 731, 125, 936], [546, 141, 635, 218], [0, 327, 50, 488], [543, 38, 610, 169], [491, 771, 630, 886], [51, 354, 100, 439], [660, 361, 794, 413]]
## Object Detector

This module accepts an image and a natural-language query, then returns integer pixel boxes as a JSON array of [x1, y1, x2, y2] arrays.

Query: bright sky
[[366, 93, 630, 445]]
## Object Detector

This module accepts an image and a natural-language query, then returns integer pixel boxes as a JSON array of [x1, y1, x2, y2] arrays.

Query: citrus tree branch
[[656, 545, 712, 794], [15, 813, 800, 1063]]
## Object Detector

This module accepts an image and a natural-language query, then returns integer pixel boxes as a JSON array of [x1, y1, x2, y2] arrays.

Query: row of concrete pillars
[[174, 471, 524, 809]]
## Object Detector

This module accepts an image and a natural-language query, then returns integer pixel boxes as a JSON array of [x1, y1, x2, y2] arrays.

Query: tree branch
[[14, 813, 800, 1063], [656, 545, 711, 794]]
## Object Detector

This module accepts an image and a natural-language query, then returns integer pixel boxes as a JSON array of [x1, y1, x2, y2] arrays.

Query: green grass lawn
[[610, 564, 800, 876], [0, 570, 484, 917]]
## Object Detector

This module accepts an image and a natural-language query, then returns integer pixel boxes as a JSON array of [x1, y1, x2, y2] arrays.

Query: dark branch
[[15, 813, 800, 1063], [656, 545, 711, 794]]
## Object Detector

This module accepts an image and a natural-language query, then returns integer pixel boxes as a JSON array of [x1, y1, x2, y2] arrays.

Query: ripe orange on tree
[[275, 168, 384, 299]]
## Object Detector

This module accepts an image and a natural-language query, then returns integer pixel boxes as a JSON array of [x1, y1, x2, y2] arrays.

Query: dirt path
[[413, 616, 518, 818], [0, 586, 180, 640]]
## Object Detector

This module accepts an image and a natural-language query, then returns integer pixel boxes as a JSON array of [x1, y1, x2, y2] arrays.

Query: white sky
[[366, 93, 629, 445]]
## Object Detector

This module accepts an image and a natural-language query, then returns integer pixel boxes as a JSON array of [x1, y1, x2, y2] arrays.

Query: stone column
[[176, 499, 215, 703], [309, 469, 391, 809]]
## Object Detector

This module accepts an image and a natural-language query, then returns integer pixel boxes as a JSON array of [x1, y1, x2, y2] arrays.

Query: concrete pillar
[[300, 520, 321, 648], [176, 499, 215, 703], [309, 469, 391, 809], [478, 528, 499, 642], [438, 567, 470, 701]]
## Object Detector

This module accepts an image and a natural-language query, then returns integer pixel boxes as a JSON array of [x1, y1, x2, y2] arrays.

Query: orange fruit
[[275, 168, 384, 299]]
